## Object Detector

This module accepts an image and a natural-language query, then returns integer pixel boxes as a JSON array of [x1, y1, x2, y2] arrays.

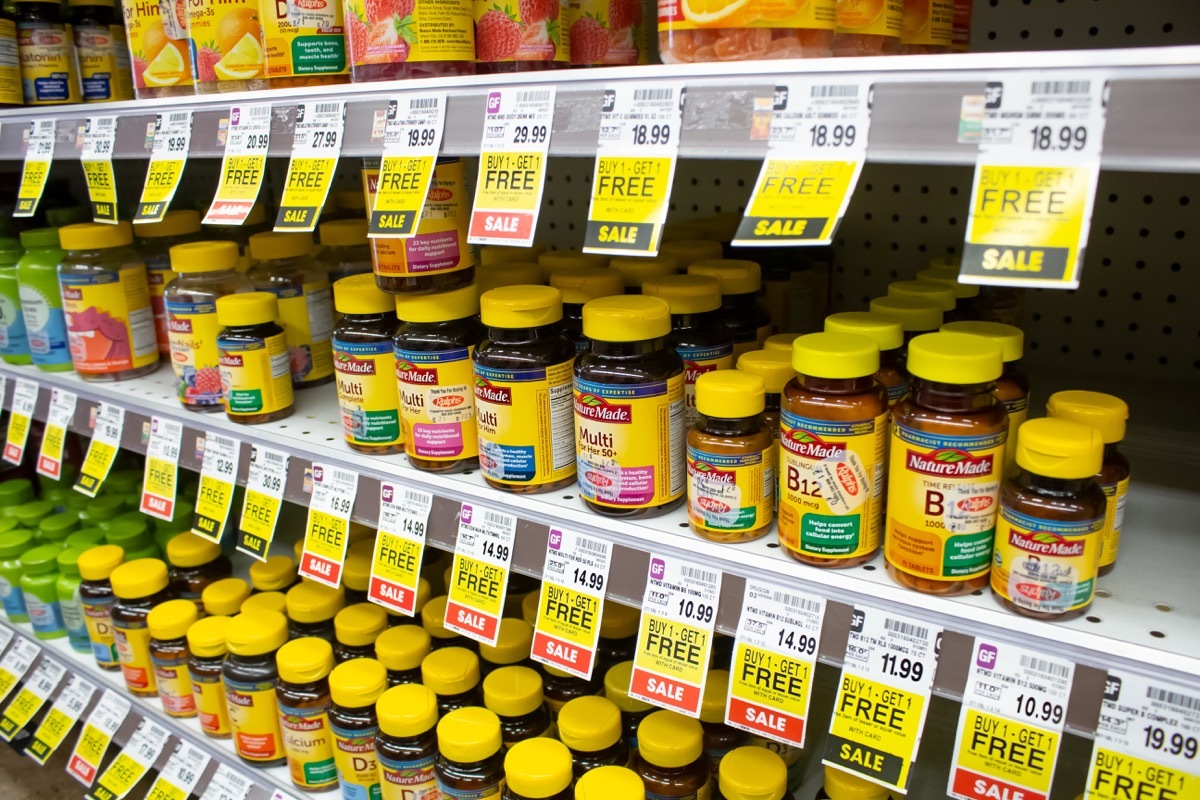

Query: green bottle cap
[[11, 500, 55, 527], [79, 495, 126, 523], [38, 511, 80, 542], [155, 499, 195, 534], [38, 461, 77, 489], [0, 478, 34, 506], [105, 519, 153, 549], [0, 529, 33, 558], [124, 544, 162, 562], [45, 207, 88, 228], [19, 227, 60, 250], [57, 546, 88, 577], [65, 528, 106, 550], [21, 544, 64, 574], [0, 238, 22, 266], [104, 470, 143, 495]]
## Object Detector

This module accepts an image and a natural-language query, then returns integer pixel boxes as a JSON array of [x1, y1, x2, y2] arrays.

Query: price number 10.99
[[678, 599, 714, 623]]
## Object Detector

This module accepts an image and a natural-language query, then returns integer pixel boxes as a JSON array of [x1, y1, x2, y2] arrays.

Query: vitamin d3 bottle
[[147, 598, 199, 718], [78, 544, 123, 668], [329, 658, 387, 800], [275, 637, 339, 792], [111, 558, 173, 696], [435, 707, 506, 799], [376, 684, 440, 800]]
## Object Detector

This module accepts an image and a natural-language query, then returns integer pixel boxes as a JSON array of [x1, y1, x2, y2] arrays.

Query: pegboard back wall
[[970, 0, 1200, 52]]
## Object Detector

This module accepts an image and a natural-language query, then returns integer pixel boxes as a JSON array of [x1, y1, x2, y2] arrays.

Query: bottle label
[[17, 20, 81, 104], [364, 159, 473, 278], [473, 0, 565, 64], [687, 445, 774, 532], [778, 410, 887, 560], [333, 337, 403, 447], [60, 267, 158, 375], [150, 651, 196, 716], [474, 360, 576, 487], [262, 0, 348, 78], [165, 297, 224, 408], [396, 346, 478, 461], [82, 597, 118, 666], [645, 782, 712, 800], [436, 781, 504, 800], [278, 701, 338, 788], [0, 19, 22, 106], [657, 0, 834, 34], [886, 423, 1005, 581], [269, 281, 334, 384], [218, 333, 293, 416], [146, 266, 173, 354], [0, 288, 28, 358], [990, 505, 1103, 615], [886, 379, 911, 406], [23, 592, 64, 636], [1099, 476, 1128, 567], [569, 0, 642, 65], [223, 676, 284, 762], [60, 588, 88, 646], [75, 22, 134, 101], [113, 620, 157, 692], [190, 671, 231, 735], [18, 283, 71, 365], [123, 0, 194, 93], [186, 0, 266, 87], [900, 0, 953, 46], [0, 576, 25, 620], [835, 0, 902, 36], [343, 0, 474, 66], [575, 375, 685, 509], [678, 342, 734, 428], [378, 751, 437, 800], [331, 722, 381, 800]]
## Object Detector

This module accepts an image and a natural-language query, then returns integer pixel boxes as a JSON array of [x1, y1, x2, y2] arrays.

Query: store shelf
[[0, 46, 1199, 170]]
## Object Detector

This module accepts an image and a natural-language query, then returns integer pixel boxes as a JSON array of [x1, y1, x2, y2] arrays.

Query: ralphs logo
[[1015, 583, 1062, 603], [782, 428, 846, 460], [218, 351, 243, 367], [433, 394, 465, 409], [335, 351, 375, 375], [906, 448, 993, 477], [474, 376, 512, 405], [396, 359, 437, 384], [292, 0, 327, 8], [575, 393, 631, 423], [688, 459, 735, 484], [428, 187, 453, 202], [684, 360, 718, 383], [1010, 530, 1085, 557]]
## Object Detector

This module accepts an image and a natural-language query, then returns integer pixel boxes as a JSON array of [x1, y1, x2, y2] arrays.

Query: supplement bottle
[[243, 591, 286, 616], [393, 283, 483, 473], [0, 238, 30, 364], [111, 557, 173, 696], [779, 333, 886, 568], [868, 296, 943, 351], [815, 765, 888, 800], [634, 710, 711, 799], [375, 684, 441, 800], [376, 624, 431, 686], [137, 210, 203, 355], [688, 260, 772, 357], [901, 0, 952, 53], [187, 615, 231, 738], [658, 0, 834, 63], [0, 529, 32, 622], [0, 6, 20, 107], [557, 695, 630, 778], [608, 256, 678, 294], [435, 706, 506, 799], [223, 609, 289, 767], [167, 532, 233, 610], [275, 637, 339, 792], [38, 511, 81, 547], [0, 480, 32, 506], [918, 266, 982, 320], [719, 746, 787, 800], [888, 280, 959, 323], [15, 0, 82, 104], [538, 252, 609, 276], [503, 738, 573, 800], [165, 240, 253, 411], [687, 371, 774, 543], [202, 578, 251, 617], [147, 598, 199, 718], [886, 332, 1007, 596], [250, 555, 298, 593], [215, 292, 295, 424], [421, 595, 468, 650], [834, 0, 901, 55], [341, 541, 372, 606], [574, 296, 685, 517], [334, 602, 388, 662], [594, 605, 639, 678], [78, 543, 123, 668], [479, 246, 544, 267], [541, 665, 603, 718], [286, 582, 345, 643], [333, 274, 404, 454], [991, 418, 1106, 621], [12, 500, 55, 532], [480, 618, 533, 676], [17, 228, 71, 372], [476, 263, 544, 295], [660, 241, 723, 273], [825, 312, 908, 407], [422, 646, 483, 716], [20, 543, 67, 639], [548, 267, 624, 353], [764, 333, 800, 353], [473, 285, 576, 493], [474, 0, 566, 74], [344, 0, 474, 82], [56, 546, 91, 652], [735, 350, 793, 442], [58, 222, 159, 381], [65, 528, 106, 550], [122, 0, 192, 98], [574, 765, 645, 800], [104, 518, 153, 557], [698, 672, 748, 783], [320, 221, 373, 284], [69, 0, 132, 102], [247, 232, 334, 389], [184, 0, 268, 94], [1046, 391, 1130, 575], [329, 658, 387, 800], [483, 665, 551, 747], [262, 0, 348, 89]]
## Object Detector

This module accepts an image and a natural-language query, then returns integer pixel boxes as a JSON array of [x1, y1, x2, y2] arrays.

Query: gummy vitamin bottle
[[275, 637, 339, 792], [657, 0, 835, 64], [69, 0, 133, 101], [344, 0, 474, 82], [0, 238, 30, 364], [474, 0, 565, 73], [0, 7, 21, 107], [332, 274, 403, 454], [185, 0, 269, 94], [262, 0, 348, 88], [833, 0, 902, 56], [502, 738, 574, 800], [123, 0, 192, 98], [17, 228, 72, 372], [136, 209, 203, 355], [900, 0, 953, 53]]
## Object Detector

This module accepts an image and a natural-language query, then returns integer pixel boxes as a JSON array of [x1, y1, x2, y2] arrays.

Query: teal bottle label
[[60, 586, 89, 651], [0, 282, 29, 359], [19, 283, 70, 366], [0, 575, 27, 621], [23, 591, 64, 637]]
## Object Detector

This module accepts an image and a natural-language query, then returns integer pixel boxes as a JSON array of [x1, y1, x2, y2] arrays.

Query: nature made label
[[299, 463, 359, 587], [531, 528, 613, 679], [370, 93, 446, 240], [0, 658, 65, 740], [37, 387, 77, 480], [629, 555, 721, 717], [475, 360, 576, 488], [76, 402, 124, 497], [275, 100, 346, 232], [194, 432, 241, 542], [141, 416, 183, 521], [15, 119, 55, 217], [396, 345, 478, 463], [199, 763, 252, 800], [27, 674, 96, 765], [143, 742, 210, 800], [332, 337, 403, 448], [87, 719, 170, 800], [369, 484, 433, 616], [991, 505, 1104, 616], [81, 116, 119, 224], [237, 445, 289, 560], [67, 690, 130, 785], [3, 378, 38, 464], [134, 111, 193, 223], [204, 104, 272, 225], [445, 503, 517, 646]]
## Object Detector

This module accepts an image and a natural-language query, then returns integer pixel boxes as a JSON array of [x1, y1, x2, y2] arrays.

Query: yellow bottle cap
[[249, 555, 296, 592], [521, 590, 539, 626], [481, 244, 544, 266], [170, 241, 240, 273], [700, 670, 729, 723], [293, 539, 304, 562], [216, 292, 279, 327], [422, 647, 480, 695], [549, 267, 624, 305], [286, 581, 345, 623], [600, 602, 639, 639], [277, 637, 335, 684], [483, 665, 544, 718], [437, 707, 503, 764], [202, 578, 250, 617], [77, 544, 124, 581], [377, 684, 440, 739], [60, 221, 134, 250], [331, 188, 367, 213], [480, 618, 533, 666], [605, 661, 653, 712], [395, 284, 480, 323], [110, 558, 169, 599], [320, 219, 368, 247], [824, 312, 905, 353], [638, 710, 703, 768], [477, 263, 544, 294], [575, 766, 646, 800], [480, 285, 562, 328], [538, 251, 610, 275], [335, 603, 388, 647], [1046, 391, 1128, 444], [226, 610, 289, 656], [135, 210, 201, 238], [241, 591, 286, 615], [792, 333, 880, 379], [166, 532, 222, 568], [941, 321, 1024, 363], [868, 296, 943, 333], [736, 350, 793, 394], [662, 218, 716, 243], [558, 695, 622, 752], [414, 577, 432, 615], [608, 256, 678, 289], [504, 738, 573, 799], [242, 203, 268, 227], [906, 332, 1003, 384], [342, 540, 373, 591], [421, 595, 457, 640], [917, 267, 980, 299], [186, 615, 229, 658], [334, 274, 394, 315], [147, 598, 199, 641], [928, 254, 961, 270], [1015, 418, 1104, 479], [889, 280, 957, 312], [695, 371, 765, 419], [763, 333, 801, 353], [329, 657, 388, 708], [582, 295, 672, 342], [248, 231, 314, 261], [641, 275, 723, 315], [822, 766, 890, 800], [720, 746, 788, 800], [375, 625, 431, 672], [659, 240, 725, 270], [688, 259, 762, 295]]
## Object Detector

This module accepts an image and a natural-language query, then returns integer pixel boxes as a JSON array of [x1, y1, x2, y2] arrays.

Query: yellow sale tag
[[238, 490, 281, 557], [203, 104, 272, 225], [76, 403, 123, 498], [37, 388, 76, 480], [952, 709, 1060, 800], [192, 433, 240, 542], [90, 752, 147, 800], [298, 463, 358, 587], [82, 161, 118, 223], [0, 688, 41, 739], [3, 415, 29, 464], [15, 120, 55, 217], [530, 528, 612, 680], [28, 708, 72, 762], [368, 484, 432, 616], [728, 642, 816, 747], [737, 160, 861, 244], [371, 154, 437, 238], [140, 417, 182, 521], [584, 156, 676, 254], [1087, 749, 1197, 800], [75, 723, 111, 771], [444, 503, 518, 646], [276, 156, 338, 231], [134, 161, 185, 221]]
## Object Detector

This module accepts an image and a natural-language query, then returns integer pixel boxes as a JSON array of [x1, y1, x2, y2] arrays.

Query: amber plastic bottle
[[334, 602, 388, 662], [422, 646, 483, 716], [202, 578, 250, 618], [824, 312, 909, 408], [78, 544, 124, 670], [919, 265, 983, 320], [503, 738, 574, 800], [166, 532, 233, 610], [635, 711, 712, 799], [719, 746, 788, 800], [286, 582, 345, 643], [688, 260, 772, 358], [242, 592, 287, 616], [187, 615, 232, 738], [435, 707, 506, 798], [735, 350, 794, 442], [869, 296, 943, 352], [557, 696, 630, 779], [542, 664, 604, 719], [605, 661, 654, 751], [660, 241, 723, 273], [483, 665, 552, 748], [422, 596, 469, 651], [332, 274, 404, 455], [699, 671, 748, 784], [815, 765, 889, 800], [276, 637, 339, 792], [476, 263, 543, 295], [342, 540, 372, 606], [329, 658, 387, 800], [223, 610, 289, 767], [111, 558, 173, 696], [888, 280, 961, 323], [596, 604, 639, 676], [608, 256, 679, 294], [147, 598, 200, 718], [886, 332, 1007, 596], [375, 625, 431, 686], [215, 292, 295, 424], [376, 684, 441, 800], [548, 268, 625, 354]]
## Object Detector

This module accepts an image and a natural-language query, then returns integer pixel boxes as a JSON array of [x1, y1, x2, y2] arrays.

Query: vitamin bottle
[[104, 518, 155, 557], [574, 765, 645, 800], [147, 598, 199, 718], [868, 296, 943, 351], [187, 615, 231, 738], [247, 232, 334, 389], [333, 274, 404, 454], [480, 246, 545, 268], [548, 267, 624, 353], [320, 221, 373, 283], [56, 546, 91, 653], [480, 618, 533, 676], [735, 350, 793, 442], [608, 256, 678, 294], [658, 0, 834, 63], [223, 610, 289, 767], [596, 606, 639, 677], [376, 684, 441, 800], [834, 0, 901, 55], [824, 312, 908, 407], [503, 738, 573, 800], [474, 0, 566, 73], [473, 285, 576, 494], [918, 266, 982, 320], [719, 746, 787, 800], [344, 0, 474, 82], [779, 333, 886, 567], [243, 591, 286, 616], [421, 595, 467, 650], [888, 280, 958, 323], [901, 0, 953, 53], [334, 603, 388, 662], [69, 0, 133, 101], [476, 263, 543, 295], [286, 582, 345, 643], [78, 543, 123, 668], [764, 333, 800, 353], [38, 511, 80, 546], [688, 260, 772, 357], [276, 637, 339, 792], [393, 283, 484, 473], [167, 532, 233, 610], [58, 222, 160, 381], [886, 332, 1007, 596], [0, 7, 20, 107], [0, 238, 30, 364], [66, 528, 106, 550], [15, 0, 82, 104], [659, 241, 723, 272], [250, 555, 298, 593], [815, 765, 888, 800], [111, 557, 173, 696], [634, 711, 711, 799], [16, 228, 72, 372], [137, 210, 203, 354], [20, 544, 67, 639], [341, 541, 372, 606], [538, 252, 609, 276], [422, 646, 483, 716], [262, 0, 348, 89], [0, 530, 31, 623], [329, 658, 386, 799], [541, 665, 603, 718], [687, 371, 774, 543], [483, 665, 551, 747], [202, 578, 251, 617], [215, 292, 295, 424], [435, 706, 506, 799], [574, 296, 685, 517], [376, 624, 431, 686], [699, 672, 748, 782], [557, 695, 630, 778], [184, 0, 268, 94], [122, 0, 191, 97]]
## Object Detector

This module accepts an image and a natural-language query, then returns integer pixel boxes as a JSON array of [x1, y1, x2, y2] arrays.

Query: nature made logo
[[688, 459, 735, 484], [334, 351, 375, 375], [218, 350, 243, 367], [1009, 530, 1085, 557], [574, 393, 631, 423], [782, 428, 846, 460], [396, 359, 438, 384], [684, 359, 718, 383], [906, 448, 993, 477], [474, 376, 511, 405]]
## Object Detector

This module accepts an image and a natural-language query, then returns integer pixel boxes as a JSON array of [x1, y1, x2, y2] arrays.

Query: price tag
[[948, 640, 1075, 800], [67, 690, 131, 785], [530, 527, 612, 679], [193, 433, 241, 542], [725, 581, 824, 748], [469, 88, 556, 247], [204, 104, 273, 225], [822, 608, 941, 792], [134, 111, 193, 224], [144, 742, 210, 800], [76, 402, 124, 497], [584, 83, 684, 256], [0, 637, 40, 705], [199, 763, 251, 800], [445, 503, 518, 646], [37, 388, 77, 479], [628, 555, 722, 717], [87, 720, 171, 800], [960, 76, 1108, 290], [27, 674, 96, 765], [81, 116, 119, 224], [368, 483, 432, 616], [236, 445, 289, 560], [369, 93, 446, 240], [0, 657, 65, 740], [3, 378, 39, 464], [275, 100, 346, 232], [1086, 671, 1200, 800], [735, 80, 872, 247], [15, 119, 55, 217], [140, 417, 183, 521], [298, 463, 359, 587]]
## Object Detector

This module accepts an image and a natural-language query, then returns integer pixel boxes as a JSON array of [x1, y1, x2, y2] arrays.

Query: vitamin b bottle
[[275, 637, 339, 792], [421, 595, 466, 651], [137, 210, 203, 355], [332, 274, 404, 454], [334, 602, 388, 662], [376, 684, 440, 800], [223, 610, 289, 767], [699, 672, 748, 781], [111, 558, 173, 696], [480, 618, 534, 676], [596, 604, 638, 675], [249, 555, 298, 593], [421, 646, 483, 716], [816, 765, 888, 800], [147, 598, 199, 718], [503, 738, 574, 800], [635, 711, 711, 799], [541, 664, 604, 719], [735, 350, 793, 442], [329, 658, 387, 800], [825, 312, 909, 407], [605, 661, 654, 751], [242, 591, 286, 616], [435, 707, 506, 798], [688, 260, 773, 357], [202, 578, 250, 617], [720, 746, 787, 800], [557, 695, 629, 779], [868, 295, 943, 352]]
